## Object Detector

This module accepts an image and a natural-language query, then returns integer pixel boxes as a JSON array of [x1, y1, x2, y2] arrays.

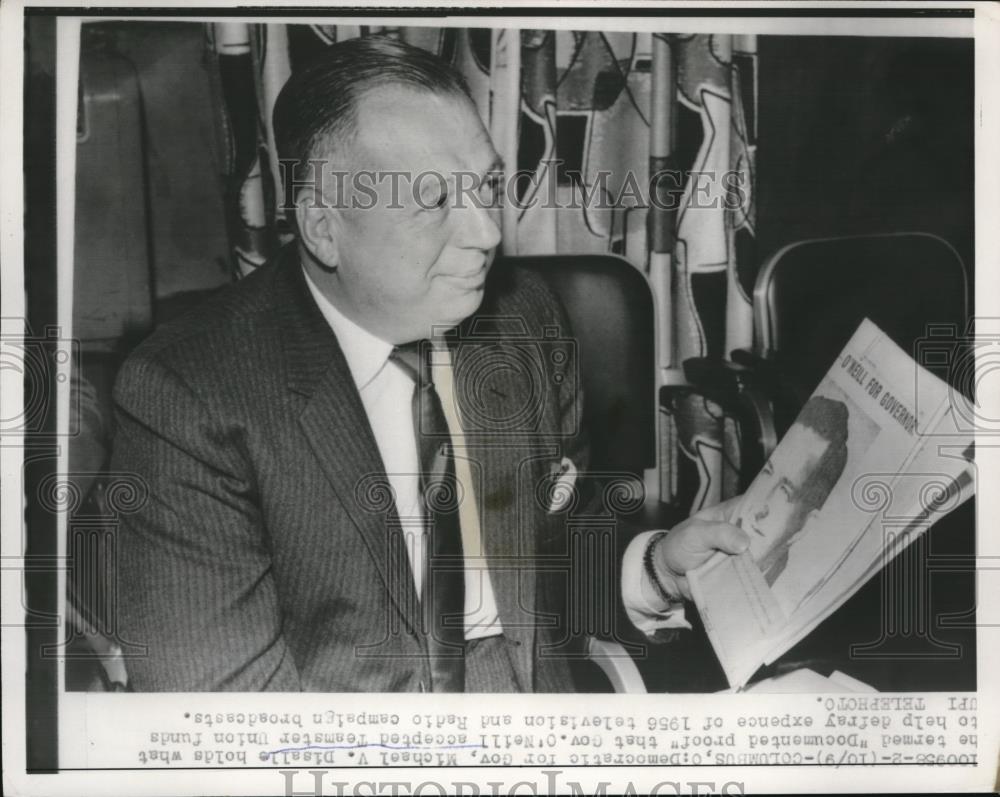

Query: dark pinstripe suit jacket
[[112, 247, 586, 691]]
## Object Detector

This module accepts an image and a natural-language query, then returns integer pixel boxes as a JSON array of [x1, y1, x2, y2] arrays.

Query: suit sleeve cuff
[[621, 530, 692, 636]]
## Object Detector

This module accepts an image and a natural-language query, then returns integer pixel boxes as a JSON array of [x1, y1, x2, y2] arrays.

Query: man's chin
[[441, 286, 486, 324]]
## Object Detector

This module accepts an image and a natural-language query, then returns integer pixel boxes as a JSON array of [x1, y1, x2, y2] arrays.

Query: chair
[[674, 233, 969, 480], [506, 254, 656, 477], [749, 232, 968, 439]]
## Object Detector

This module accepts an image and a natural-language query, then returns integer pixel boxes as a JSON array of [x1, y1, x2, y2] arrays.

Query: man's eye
[[479, 175, 503, 205], [430, 189, 448, 209], [420, 189, 448, 210], [417, 178, 449, 211]]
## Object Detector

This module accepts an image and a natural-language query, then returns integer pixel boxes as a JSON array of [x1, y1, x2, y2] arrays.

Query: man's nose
[[457, 200, 502, 251]]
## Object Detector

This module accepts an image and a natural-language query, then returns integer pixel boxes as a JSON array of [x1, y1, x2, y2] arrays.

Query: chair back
[[504, 254, 656, 477], [754, 232, 969, 395]]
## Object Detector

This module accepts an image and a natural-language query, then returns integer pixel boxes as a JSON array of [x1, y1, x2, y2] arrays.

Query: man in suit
[[112, 36, 749, 692]]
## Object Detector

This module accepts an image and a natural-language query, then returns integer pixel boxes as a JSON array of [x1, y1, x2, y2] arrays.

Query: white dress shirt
[[303, 269, 502, 639]]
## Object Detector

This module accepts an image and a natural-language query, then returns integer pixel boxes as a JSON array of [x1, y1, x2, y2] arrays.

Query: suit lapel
[[273, 251, 423, 637]]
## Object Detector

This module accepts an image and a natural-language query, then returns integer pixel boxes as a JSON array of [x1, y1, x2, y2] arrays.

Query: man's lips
[[440, 267, 487, 287]]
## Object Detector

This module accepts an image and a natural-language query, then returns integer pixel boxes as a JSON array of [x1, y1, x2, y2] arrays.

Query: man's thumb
[[706, 522, 751, 555]]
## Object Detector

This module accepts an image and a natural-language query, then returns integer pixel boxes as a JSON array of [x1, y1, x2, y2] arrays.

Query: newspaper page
[[688, 319, 971, 687]]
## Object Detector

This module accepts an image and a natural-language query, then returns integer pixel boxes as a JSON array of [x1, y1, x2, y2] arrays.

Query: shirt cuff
[[621, 530, 692, 636]]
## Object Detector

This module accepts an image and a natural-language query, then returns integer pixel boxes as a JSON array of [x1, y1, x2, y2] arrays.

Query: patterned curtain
[[206, 24, 758, 512], [660, 34, 759, 513]]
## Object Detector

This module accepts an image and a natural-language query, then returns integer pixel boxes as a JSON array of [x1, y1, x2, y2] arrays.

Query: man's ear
[[295, 188, 341, 270]]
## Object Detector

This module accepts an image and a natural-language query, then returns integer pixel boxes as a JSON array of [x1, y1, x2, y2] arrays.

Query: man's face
[[312, 86, 503, 344], [743, 422, 831, 548]]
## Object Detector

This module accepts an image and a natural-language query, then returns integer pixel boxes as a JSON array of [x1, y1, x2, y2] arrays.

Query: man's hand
[[649, 495, 750, 602]]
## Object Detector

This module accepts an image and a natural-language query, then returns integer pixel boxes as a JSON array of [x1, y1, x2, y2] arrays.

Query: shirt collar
[[302, 266, 394, 392]]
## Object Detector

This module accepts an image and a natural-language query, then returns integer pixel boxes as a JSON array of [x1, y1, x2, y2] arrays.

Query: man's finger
[[701, 522, 751, 555], [695, 495, 743, 524]]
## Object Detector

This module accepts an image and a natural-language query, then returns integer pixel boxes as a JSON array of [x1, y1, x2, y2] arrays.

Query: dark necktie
[[391, 341, 465, 692]]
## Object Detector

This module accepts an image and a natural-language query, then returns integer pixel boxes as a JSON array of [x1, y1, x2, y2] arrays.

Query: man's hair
[[273, 35, 474, 170], [793, 395, 850, 514]]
